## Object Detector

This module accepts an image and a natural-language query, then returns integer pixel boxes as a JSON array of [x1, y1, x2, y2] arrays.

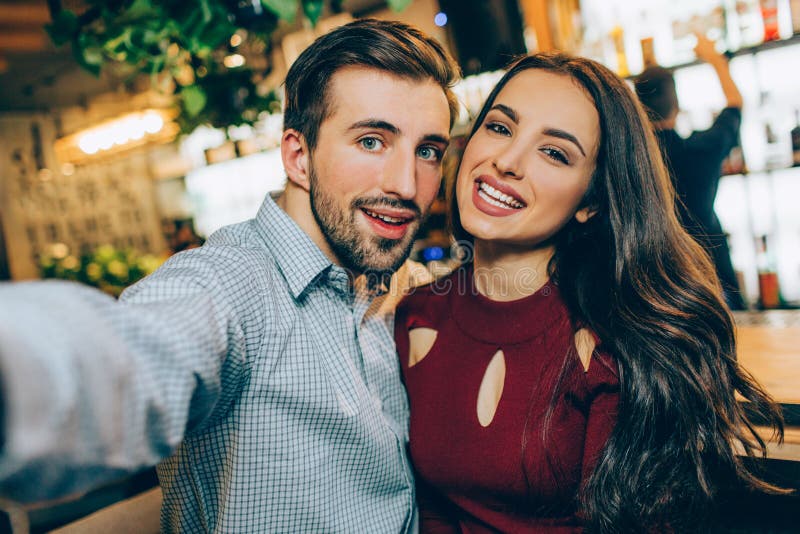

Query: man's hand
[[693, 32, 742, 109], [694, 33, 724, 65]]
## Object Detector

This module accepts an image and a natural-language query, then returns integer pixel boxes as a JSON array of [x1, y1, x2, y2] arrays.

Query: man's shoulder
[[204, 219, 267, 254], [126, 222, 280, 305], [179, 218, 277, 268]]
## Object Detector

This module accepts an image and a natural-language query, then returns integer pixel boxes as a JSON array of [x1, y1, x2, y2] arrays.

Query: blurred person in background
[[635, 33, 746, 310]]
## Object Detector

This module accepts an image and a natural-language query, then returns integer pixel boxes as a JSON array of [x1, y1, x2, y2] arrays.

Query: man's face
[[308, 67, 451, 277]]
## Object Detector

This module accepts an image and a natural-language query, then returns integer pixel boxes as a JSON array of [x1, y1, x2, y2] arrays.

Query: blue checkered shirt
[[0, 195, 417, 532]]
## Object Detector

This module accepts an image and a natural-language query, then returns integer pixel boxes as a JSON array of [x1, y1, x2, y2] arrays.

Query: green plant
[[39, 243, 163, 298], [45, 0, 413, 134]]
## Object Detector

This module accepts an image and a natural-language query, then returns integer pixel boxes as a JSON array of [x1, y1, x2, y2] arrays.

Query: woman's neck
[[472, 240, 554, 302]]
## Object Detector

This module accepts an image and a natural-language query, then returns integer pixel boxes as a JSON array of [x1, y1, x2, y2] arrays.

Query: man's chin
[[357, 240, 413, 274], [357, 252, 406, 275]]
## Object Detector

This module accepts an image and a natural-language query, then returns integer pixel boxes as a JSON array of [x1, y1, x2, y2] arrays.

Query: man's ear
[[281, 129, 311, 192], [574, 206, 597, 223]]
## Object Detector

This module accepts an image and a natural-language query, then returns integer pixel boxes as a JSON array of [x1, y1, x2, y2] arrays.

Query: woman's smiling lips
[[471, 175, 526, 217]]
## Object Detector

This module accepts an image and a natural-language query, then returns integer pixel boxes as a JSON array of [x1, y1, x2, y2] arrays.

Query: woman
[[395, 53, 784, 533]]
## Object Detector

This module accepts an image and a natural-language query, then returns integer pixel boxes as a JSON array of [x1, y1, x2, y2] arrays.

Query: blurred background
[[1, 0, 799, 308], [0, 1, 799, 532]]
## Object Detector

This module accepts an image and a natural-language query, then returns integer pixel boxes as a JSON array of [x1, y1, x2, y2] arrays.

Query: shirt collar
[[253, 194, 334, 299]]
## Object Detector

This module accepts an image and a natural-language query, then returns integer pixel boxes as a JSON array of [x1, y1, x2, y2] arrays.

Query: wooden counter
[[734, 310, 800, 463], [736, 314, 800, 406]]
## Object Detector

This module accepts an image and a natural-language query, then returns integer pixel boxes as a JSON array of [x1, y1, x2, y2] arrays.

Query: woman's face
[[456, 69, 601, 248]]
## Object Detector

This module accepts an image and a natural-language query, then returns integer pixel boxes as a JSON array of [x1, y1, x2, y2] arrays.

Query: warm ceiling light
[[55, 108, 178, 165], [223, 53, 246, 68]]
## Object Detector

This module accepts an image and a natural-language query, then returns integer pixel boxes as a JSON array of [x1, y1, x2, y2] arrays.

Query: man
[[0, 19, 459, 532], [635, 34, 745, 310]]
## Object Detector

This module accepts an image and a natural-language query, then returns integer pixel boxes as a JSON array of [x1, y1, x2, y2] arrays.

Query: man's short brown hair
[[283, 18, 461, 151], [634, 65, 679, 122]]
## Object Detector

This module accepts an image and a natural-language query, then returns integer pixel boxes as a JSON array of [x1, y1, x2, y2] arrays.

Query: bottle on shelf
[[792, 0, 800, 33], [760, 0, 782, 41], [669, 0, 727, 64], [760, 91, 792, 170], [763, 121, 791, 169], [610, 25, 630, 77], [640, 36, 657, 68], [791, 109, 800, 167], [756, 234, 783, 309], [736, 0, 766, 47]]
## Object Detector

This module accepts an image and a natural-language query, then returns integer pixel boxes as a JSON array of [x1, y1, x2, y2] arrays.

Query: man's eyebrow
[[348, 119, 400, 135], [542, 127, 586, 157], [490, 104, 518, 124], [348, 120, 449, 146], [422, 134, 450, 146]]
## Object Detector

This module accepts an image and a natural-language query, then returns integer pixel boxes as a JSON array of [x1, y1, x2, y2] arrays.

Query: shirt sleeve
[[0, 247, 248, 503], [686, 107, 742, 158]]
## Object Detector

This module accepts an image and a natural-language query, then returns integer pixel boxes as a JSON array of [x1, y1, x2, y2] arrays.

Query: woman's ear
[[281, 129, 311, 192], [575, 206, 597, 223]]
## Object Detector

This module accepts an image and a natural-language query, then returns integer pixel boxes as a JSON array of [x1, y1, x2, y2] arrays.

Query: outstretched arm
[[0, 248, 248, 502], [694, 33, 743, 109]]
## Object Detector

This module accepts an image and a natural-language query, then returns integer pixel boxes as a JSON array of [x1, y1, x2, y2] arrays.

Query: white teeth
[[478, 182, 523, 209], [365, 209, 405, 224]]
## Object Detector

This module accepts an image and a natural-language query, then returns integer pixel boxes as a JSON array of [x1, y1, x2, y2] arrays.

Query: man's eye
[[417, 146, 442, 161], [359, 137, 383, 151]]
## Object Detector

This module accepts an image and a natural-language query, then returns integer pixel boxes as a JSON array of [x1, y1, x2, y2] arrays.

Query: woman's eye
[[542, 147, 569, 165], [486, 122, 511, 136], [359, 137, 383, 151], [417, 145, 442, 162]]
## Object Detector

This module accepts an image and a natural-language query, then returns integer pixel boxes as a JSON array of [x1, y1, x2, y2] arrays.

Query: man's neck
[[275, 184, 341, 267]]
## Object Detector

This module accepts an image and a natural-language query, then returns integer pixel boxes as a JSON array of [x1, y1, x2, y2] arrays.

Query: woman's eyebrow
[[542, 127, 586, 157]]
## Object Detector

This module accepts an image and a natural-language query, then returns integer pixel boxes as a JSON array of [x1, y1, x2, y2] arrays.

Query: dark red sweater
[[395, 266, 619, 533]]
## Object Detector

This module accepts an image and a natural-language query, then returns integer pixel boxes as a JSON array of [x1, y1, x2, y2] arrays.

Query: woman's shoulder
[[581, 336, 620, 392]]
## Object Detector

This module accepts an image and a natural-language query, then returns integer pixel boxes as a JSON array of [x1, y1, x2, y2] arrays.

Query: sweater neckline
[[449, 264, 567, 345]]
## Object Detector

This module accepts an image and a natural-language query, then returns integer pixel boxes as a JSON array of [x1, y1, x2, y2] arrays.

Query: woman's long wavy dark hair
[[448, 53, 786, 532]]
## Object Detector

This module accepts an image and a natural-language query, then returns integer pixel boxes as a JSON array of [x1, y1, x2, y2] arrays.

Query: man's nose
[[381, 149, 417, 200]]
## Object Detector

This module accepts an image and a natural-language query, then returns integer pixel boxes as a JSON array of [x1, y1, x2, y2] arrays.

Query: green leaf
[[199, 0, 213, 25], [262, 0, 298, 23], [181, 85, 207, 117], [387, 0, 413, 11], [45, 10, 79, 46], [79, 35, 104, 65], [125, 0, 156, 19], [302, 0, 324, 26], [73, 43, 102, 76]]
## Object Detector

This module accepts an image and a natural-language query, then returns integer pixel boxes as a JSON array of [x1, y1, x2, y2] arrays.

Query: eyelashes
[[484, 122, 571, 165], [358, 136, 443, 163]]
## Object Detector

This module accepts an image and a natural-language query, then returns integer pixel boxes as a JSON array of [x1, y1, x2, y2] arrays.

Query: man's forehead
[[324, 66, 450, 135]]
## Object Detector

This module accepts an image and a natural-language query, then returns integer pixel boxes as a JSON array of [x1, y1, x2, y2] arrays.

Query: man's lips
[[359, 207, 416, 240], [360, 207, 416, 223]]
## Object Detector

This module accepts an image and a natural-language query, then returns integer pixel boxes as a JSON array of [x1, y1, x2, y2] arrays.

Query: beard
[[308, 161, 424, 281]]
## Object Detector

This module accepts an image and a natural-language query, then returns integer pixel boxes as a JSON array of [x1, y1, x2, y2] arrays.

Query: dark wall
[[437, 0, 527, 75]]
